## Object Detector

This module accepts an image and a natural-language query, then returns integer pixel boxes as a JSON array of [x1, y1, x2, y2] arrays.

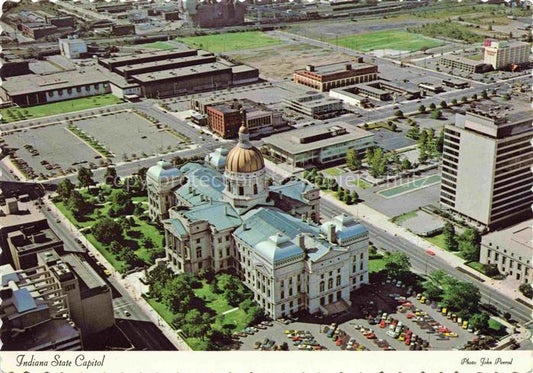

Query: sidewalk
[[44, 194, 191, 351]]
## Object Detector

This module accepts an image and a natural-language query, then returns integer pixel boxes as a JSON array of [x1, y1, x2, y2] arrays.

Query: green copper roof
[[174, 163, 225, 206], [269, 180, 315, 204], [183, 202, 242, 232], [147, 160, 182, 181]]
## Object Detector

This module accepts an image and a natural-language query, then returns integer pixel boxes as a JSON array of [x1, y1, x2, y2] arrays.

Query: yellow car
[[420, 296, 426, 303], [103, 269, 111, 277], [441, 307, 447, 315], [450, 332, 458, 338], [462, 321, 469, 329]]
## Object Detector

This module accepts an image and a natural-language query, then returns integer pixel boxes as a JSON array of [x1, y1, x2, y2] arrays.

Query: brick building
[[293, 60, 378, 92]]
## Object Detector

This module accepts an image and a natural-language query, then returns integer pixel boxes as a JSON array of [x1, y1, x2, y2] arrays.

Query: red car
[[406, 313, 415, 319], [426, 249, 436, 256], [365, 334, 377, 339], [379, 320, 386, 328]]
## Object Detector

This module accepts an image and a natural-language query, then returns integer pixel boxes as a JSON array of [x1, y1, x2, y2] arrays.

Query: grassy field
[[322, 167, 346, 176], [369, 258, 386, 273], [136, 41, 176, 50], [350, 179, 371, 190], [1, 95, 123, 123], [466, 54, 484, 61], [391, 210, 418, 224], [425, 233, 447, 250], [329, 30, 443, 52], [487, 318, 507, 338], [176, 31, 283, 53]]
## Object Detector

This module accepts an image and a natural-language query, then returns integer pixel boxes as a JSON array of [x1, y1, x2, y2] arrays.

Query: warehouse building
[[0, 69, 110, 107], [98, 49, 199, 71], [293, 60, 378, 92], [264, 122, 374, 168]]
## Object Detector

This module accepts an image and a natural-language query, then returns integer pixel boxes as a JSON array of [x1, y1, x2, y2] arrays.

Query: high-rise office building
[[484, 40, 530, 70], [440, 102, 533, 228]]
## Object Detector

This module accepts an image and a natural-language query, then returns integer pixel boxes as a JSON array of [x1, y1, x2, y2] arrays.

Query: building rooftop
[[0, 69, 108, 96], [0, 200, 46, 230], [269, 180, 316, 205], [61, 254, 108, 294], [131, 62, 232, 83], [115, 54, 216, 74], [441, 54, 487, 67], [264, 122, 373, 154], [296, 60, 375, 75], [482, 219, 532, 261], [98, 48, 195, 65], [183, 202, 242, 232], [8, 227, 61, 255], [174, 163, 225, 206]]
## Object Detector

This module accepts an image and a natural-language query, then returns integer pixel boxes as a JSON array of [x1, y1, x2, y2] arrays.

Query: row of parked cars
[[285, 329, 327, 351]]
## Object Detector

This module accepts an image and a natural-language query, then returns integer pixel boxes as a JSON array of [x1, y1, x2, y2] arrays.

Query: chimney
[[242, 222, 248, 231], [297, 234, 306, 251], [327, 224, 337, 244], [345, 63, 352, 71], [224, 205, 228, 216], [6, 198, 19, 214], [306, 64, 315, 72]]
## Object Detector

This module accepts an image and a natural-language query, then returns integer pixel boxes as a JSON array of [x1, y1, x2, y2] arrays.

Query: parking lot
[[5, 124, 101, 178], [74, 111, 181, 158], [238, 280, 473, 351]]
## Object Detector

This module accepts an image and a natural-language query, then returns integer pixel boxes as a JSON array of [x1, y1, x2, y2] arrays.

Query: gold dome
[[225, 145, 264, 173], [225, 123, 264, 173]]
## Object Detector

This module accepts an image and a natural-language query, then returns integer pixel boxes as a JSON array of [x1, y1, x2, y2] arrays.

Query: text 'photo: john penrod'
[[0, 0, 531, 357]]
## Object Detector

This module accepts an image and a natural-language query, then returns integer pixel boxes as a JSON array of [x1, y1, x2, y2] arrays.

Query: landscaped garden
[[0, 95, 123, 123], [53, 167, 164, 273], [144, 268, 264, 350]]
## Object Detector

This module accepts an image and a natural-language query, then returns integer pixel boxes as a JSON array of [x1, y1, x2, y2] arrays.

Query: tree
[[394, 110, 404, 118], [469, 312, 490, 333], [401, 157, 412, 171], [440, 100, 447, 109], [162, 276, 195, 314], [436, 130, 445, 153], [56, 179, 75, 200], [134, 203, 145, 215], [92, 217, 123, 244], [451, 98, 458, 105], [481, 90, 488, 99], [143, 237, 154, 249], [443, 222, 458, 251], [431, 110, 442, 119], [104, 166, 118, 186], [109, 189, 134, 216], [109, 240, 122, 254], [383, 252, 411, 279], [418, 148, 428, 164], [346, 148, 361, 170], [248, 305, 265, 324], [441, 281, 481, 318], [182, 309, 212, 340], [418, 104, 426, 113], [68, 190, 88, 218], [77, 167, 94, 189], [458, 228, 481, 262], [429, 102, 436, 110], [461, 96, 468, 103], [519, 283, 533, 299], [365, 148, 374, 162], [281, 342, 289, 351]]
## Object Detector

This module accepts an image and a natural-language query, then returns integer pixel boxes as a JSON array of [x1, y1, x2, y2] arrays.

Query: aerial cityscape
[[1, 0, 532, 355]]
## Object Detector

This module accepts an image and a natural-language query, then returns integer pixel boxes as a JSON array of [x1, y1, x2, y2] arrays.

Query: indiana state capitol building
[[147, 123, 369, 318]]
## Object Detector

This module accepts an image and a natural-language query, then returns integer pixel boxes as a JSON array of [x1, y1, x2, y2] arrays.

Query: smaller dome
[[205, 147, 228, 170], [238, 125, 248, 135], [147, 160, 182, 181], [254, 233, 304, 264]]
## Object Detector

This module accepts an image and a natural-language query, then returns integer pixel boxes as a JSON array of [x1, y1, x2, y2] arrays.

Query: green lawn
[[146, 296, 176, 326], [1, 95, 123, 123], [391, 210, 418, 224], [487, 318, 507, 337], [369, 258, 386, 273], [329, 30, 443, 52], [193, 281, 234, 314], [176, 31, 283, 53], [425, 233, 447, 250], [351, 179, 371, 190], [219, 308, 250, 331], [136, 41, 176, 50], [466, 54, 484, 61], [322, 167, 346, 176]]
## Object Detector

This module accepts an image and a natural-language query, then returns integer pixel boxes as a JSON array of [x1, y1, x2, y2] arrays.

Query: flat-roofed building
[[0, 263, 82, 351], [207, 99, 284, 139], [59, 38, 87, 59], [293, 60, 378, 92], [8, 226, 63, 270], [484, 40, 530, 70], [264, 122, 374, 168], [480, 219, 532, 284], [283, 93, 343, 119], [38, 250, 115, 336], [98, 48, 198, 71], [0, 70, 110, 107], [440, 102, 533, 228], [439, 55, 492, 73]]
